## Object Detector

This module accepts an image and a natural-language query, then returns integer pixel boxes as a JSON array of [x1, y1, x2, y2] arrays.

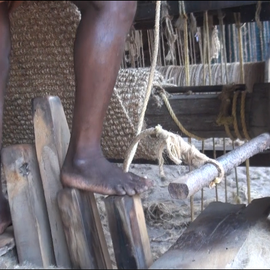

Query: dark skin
[[0, 2, 11, 234], [0, 1, 152, 234]]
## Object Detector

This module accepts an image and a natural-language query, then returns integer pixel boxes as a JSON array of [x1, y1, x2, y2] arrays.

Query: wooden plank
[[164, 84, 246, 94], [33, 96, 111, 269], [104, 194, 152, 269], [58, 188, 112, 269], [150, 197, 270, 269], [135, 1, 258, 22], [134, 1, 270, 29], [1, 144, 55, 267], [0, 226, 15, 257], [32, 96, 72, 268]]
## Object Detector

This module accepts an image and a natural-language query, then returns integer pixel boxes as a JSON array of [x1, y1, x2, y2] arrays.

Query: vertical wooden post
[[58, 188, 112, 269], [104, 194, 153, 269], [32, 96, 72, 268], [2, 144, 55, 267], [33, 96, 111, 269]]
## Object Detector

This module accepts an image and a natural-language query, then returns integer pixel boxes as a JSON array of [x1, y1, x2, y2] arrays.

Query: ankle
[[65, 143, 104, 167]]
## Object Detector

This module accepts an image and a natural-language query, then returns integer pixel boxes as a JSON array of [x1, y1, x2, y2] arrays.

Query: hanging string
[[190, 13, 197, 65], [205, 12, 212, 85], [189, 137, 194, 222], [234, 12, 252, 205], [255, 1, 264, 61], [234, 13, 245, 83], [213, 138, 219, 201], [223, 138, 228, 202], [179, 1, 190, 86], [201, 139, 205, 212], [232, 141, 240, 203]]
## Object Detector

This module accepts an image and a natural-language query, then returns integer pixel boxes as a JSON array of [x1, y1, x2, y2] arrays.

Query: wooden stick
[[57, 188, 112, 269], [104, 194, 153, 269], [2, 144, 55, 267], [168, 132, 270, 200]]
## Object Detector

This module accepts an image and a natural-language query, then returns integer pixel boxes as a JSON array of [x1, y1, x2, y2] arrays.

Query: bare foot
[[0, 195, 11, 234], [61, 155, 153, 196]]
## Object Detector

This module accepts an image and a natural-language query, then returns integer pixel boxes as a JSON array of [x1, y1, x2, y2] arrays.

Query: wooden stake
[[104, 194, 153, 269], [58, 188, 112, 269], [2, 144, 55, 267]]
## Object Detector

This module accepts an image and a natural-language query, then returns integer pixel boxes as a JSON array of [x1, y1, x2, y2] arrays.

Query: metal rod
[[168, 133, 270, 200]]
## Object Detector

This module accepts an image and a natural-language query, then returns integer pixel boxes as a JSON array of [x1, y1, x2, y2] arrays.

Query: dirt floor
[[1, 154, 270, 269]]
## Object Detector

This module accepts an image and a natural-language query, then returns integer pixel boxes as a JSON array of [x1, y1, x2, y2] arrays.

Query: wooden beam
[[104, 194, 153, 269], [134, 1, 270, 29], [57, 188, 112, 269], [2, 144, 55, 267], [135, 1, 258, 22], [164, 84, 245, 94], [145, 83, 270, 139]]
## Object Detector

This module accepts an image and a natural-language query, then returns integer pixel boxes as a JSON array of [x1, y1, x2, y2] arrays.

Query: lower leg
[[61, 1, 152, 196], [0, 2, 12, 234]]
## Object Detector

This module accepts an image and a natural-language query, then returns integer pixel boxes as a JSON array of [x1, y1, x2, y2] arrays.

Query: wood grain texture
[[104, 194, 152, 269], [150, 198, 270, 269], [33, 96, 111, 269], [58, 188, 112, 269], [32, 96, 71, 268], [2, 144, 55, 267]]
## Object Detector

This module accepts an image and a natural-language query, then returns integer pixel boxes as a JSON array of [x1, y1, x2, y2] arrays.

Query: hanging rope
[[123, 1, 162, 172], [235, 12, 252, 205], [124, 125, 224, 185], [157, 87, 204, 140]]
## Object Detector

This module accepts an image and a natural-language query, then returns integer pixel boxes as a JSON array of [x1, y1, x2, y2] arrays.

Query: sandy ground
[[1, 156, 270, 269]]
